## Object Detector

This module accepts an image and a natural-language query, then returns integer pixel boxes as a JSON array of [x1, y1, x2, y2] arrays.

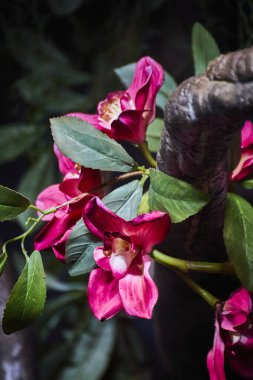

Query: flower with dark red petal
[[207, 288, 253, 379], [83, 196, 171, 320], [231, 121, 253, 182], [67, 56, 164, 144]]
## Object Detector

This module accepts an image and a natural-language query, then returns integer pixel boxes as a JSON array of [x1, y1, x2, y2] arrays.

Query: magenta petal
[[88, 268, 123, 320], [83, 197, 124, 241], [94, 246, 110, 271], [35, 184, 69, 221], [59, 175, 81, 198], [54, 144, 76, 176], [112, 110, 147, 143], [241, 120, 253, 148], [231, 148, 253, 181], [207, 310, 226, 380], [78, 167, 103, 196], [52, 228, 72, 262], [124, 211, 171, 253], [118, 255, 158, 319]]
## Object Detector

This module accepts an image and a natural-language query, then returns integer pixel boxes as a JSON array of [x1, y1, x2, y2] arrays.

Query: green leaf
[[102, 180, 143, 220], [2, 251, 47, 334], [156, 71, 177, 110], [0, 124, 37, 164], [114, 62, 136, 88], [241, 179, 253, 190], [59, 319, 116, 380], [138, 191, 150, 214], [192, 22, 220, 75], [17, 151, 56, 229], [66, 181, 143, 276], [224, 193, 253, 290], [51, 116, 135, 172], [149, 169, 209, 223], [0, 185, 30, 221], [146, 118, 164, 152]]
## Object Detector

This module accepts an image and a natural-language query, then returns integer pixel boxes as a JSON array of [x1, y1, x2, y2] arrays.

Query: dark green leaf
[[114, 62, 136, 88], [0, 124, 37, 163], [0, 185, 30, 221], [103, 180, 143, 220], [224, 193, 253, 290], [138, 191, 150, 214], [59, 319, 116, 380], [149, 169, 209, 223], [156, 71, 177, 110], [146, 118, 164, 152], [2, 251, 46, 334], [17, 150, 56, 229], [51, 116, 135, 172], [241, 179, 253, 190], [66, 181, 143, 276], [192, 22, 220, 75]]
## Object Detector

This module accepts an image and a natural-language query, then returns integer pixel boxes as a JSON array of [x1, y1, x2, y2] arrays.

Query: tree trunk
[[154, 47, 253, 379]]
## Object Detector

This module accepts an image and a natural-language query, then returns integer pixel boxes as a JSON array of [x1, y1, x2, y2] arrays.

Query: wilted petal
[[54, 144, 76, 175], [241, 120, 253, 148], [123, 211, 171, 253], [118, 255, 158, 319], [221, 288, 252, 331], [88, 268, 123, 320], [36, 184, 69, 221], [83, 196, 124, 241], [94, 246, 110, 271]]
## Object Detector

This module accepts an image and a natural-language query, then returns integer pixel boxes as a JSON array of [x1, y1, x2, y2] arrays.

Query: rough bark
[[155, 47, 253, 379]]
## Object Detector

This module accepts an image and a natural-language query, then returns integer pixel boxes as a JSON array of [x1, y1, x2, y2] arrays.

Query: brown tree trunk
[[155, 47, 253, 379]]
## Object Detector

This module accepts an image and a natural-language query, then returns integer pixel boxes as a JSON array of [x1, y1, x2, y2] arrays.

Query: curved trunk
[[155, 47, 253, 379]]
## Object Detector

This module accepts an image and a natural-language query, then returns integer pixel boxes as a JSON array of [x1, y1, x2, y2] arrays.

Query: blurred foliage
[[0, 0, 253, 379]]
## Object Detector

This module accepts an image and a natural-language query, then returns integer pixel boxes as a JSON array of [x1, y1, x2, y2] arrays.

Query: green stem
[[174, 269, 220, 308], [138, 142, 157, 168], [151, 249, 234, 275]]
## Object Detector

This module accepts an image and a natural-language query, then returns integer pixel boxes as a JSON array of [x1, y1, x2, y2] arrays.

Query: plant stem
[[151, 249, 234, 275], [174, 269, 220, 308], [138, 142, 157, 168]]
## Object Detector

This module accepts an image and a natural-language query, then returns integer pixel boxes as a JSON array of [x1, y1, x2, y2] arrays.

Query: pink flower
[[67, 56, 164, 144], [207, 288, 253, 379], [231, 121, 253, 182], [83, 196, 171, 320], [35, 145, 102, 261]]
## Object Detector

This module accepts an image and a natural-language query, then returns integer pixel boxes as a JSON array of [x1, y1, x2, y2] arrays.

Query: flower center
[[98, 92, 124, 125]]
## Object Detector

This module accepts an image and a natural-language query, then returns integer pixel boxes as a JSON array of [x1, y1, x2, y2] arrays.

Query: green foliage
[[2, 251, 47, 334], [146, 118, 164, 152], [149, 169, 209, 223], [156, 71, 177, 109], [192, 22, 220, 75], [0, 124, 37, 164], [17, 151, 56, 229], [0, 252, 8, 277], [66, 180, 143, 276], [58, 319, 116, 380], [0, 185, 30, 221], [138, 191, 150, 214], [241, 179, 253, 189], [224, 193, 253, 290], [115, 62, 136, 88], [51, 116, 136, 172]]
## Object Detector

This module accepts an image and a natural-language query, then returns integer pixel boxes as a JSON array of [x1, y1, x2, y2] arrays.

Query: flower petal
[[52, 228, 72, 262], [59, 175, 81, 198], [231, 147, 253, 181], [112, 110, 147, 143], [94, 246, 110, 271], [83, 196, 124, 241], [35, 184, 69, 221], [207, 311, 226, 380], [78, 167, 103, 196], [118, 255, 158, 319], [123, 211, 171, 253], [88, 268, 123, 320], [54, 144, 76, 176], [241, 120, 253, 148]]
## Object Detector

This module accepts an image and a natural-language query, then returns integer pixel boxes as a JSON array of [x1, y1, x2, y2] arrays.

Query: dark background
[[0, 1, 252, 379]]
